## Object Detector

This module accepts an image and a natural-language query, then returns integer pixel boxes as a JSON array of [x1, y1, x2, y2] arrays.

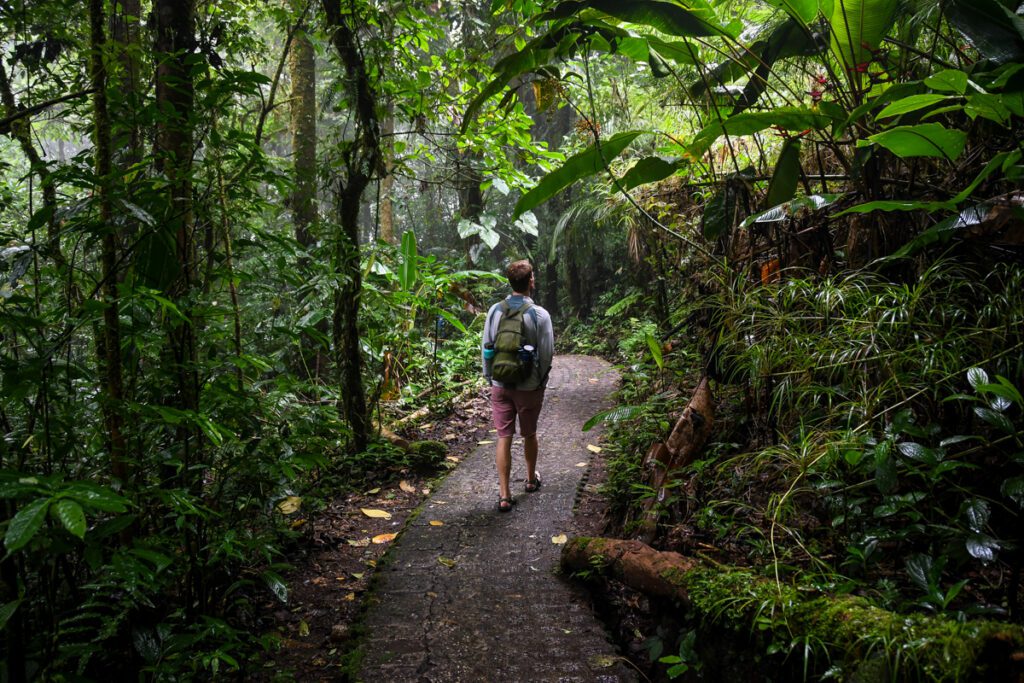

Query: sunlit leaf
[[551, 534, 568, 544], [372, 533, 398, 544], [429, 520, 444, 526], [876, 94, 952, 119], [587, 444, 603, 453], [861, 123, 967, 160], [513, 131, 643, 219], [360, 508, 392, 519]]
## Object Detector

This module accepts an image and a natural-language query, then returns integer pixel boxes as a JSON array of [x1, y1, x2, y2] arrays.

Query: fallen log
[[562, 537, 1024, 681]]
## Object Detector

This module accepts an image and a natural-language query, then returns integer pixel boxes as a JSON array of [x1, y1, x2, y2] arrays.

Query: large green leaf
[[53, 499, 87, 539], [0, 599, 21, 631], [829, 0, 898, 79], [946, 0, 1024, 64], [764, 0, 820, 25], [513, 131, 642, 218], [546, 0, 726, 38], [764, 138, 802, 209], [4, 498, 49, 552], [689, 108, 832, 157], [861, 123, 967, 160], [876, 94, 953, 120], [620, 156, 682, 190], [399, 230, 417, 291]]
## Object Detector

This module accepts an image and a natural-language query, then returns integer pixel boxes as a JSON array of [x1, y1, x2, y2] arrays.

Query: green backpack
[[491, 301, 533, 385]]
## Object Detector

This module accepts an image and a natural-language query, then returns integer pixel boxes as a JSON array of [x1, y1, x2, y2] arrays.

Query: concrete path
[[359, 355, 636, 682]]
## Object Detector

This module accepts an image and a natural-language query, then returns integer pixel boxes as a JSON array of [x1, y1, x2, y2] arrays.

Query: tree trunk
[[378, 105, 396, 244], [289, 18, 317, 250], [90, 0, 129, 490], [322, 0, 381, 452], [457, 151, 484, 265], [562, 537, 1024, 681], [154, 0, 200, 482], [633, 376, 715, 541]]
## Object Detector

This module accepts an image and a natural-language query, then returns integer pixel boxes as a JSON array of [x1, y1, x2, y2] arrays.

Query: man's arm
[[536, 310, 554, 386]]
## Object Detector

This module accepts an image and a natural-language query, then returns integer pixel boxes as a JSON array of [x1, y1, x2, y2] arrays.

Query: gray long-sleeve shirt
[[481, 294, 554, 391]]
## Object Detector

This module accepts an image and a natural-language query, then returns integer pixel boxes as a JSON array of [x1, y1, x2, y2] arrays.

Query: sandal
[[525, 472, 542, 493], [497, 497, 516, 512]]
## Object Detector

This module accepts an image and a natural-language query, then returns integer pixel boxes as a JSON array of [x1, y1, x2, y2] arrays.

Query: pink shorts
[[490, 386, 545, 437]]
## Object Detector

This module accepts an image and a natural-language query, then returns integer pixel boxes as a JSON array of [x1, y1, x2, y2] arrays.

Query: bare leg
[[524, 433, 538, 484], [496, 436, 513, 500]]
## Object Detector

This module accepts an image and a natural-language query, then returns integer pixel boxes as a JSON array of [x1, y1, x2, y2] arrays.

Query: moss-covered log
[[563, 537, 1024, 681]]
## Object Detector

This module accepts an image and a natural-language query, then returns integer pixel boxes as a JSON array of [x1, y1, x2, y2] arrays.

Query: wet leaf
[[965, 499, 991, 532], [587, 444, 602, 453], [277, 496, 302, 515], [360, 508, 392, 520], [551, 534, 568, 544], [438, 556, 457, 568], [399, 480, 416, 493], [429, 520, 444, 526], [372, 533, 398, 544], [966, 534, 999, 562]]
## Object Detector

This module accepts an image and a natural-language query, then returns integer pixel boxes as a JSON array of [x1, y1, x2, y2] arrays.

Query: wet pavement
[[359, 355, 636, 682]]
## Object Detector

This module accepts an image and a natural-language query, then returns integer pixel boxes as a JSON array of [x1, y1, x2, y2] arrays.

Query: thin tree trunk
[[322, 0, 381, 452], [378, 106, 396, 244], [91, 0, 129, 489], [289, 18, 317, 250]]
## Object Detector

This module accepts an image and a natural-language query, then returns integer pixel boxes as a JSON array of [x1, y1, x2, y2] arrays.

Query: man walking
[[482, 260, 554, 512]]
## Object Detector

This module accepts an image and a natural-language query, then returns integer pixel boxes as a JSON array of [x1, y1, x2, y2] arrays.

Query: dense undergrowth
[[587, 255, 1024, 679]]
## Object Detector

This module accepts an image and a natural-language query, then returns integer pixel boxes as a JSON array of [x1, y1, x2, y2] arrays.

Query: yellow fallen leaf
[[399, 480, 416, 493], [446, 456, 460, 463], [438, 556, 456, 568], [372, 533, 397, 544], [276, 496, 302, 515], [429, 520, 444, 526], [290, 518, 307, 529], [360, 508, 392, 519], [344, 593, 356, 601], [477, 440, 494, 445], [298, 620, 310, 637], [351, 572, 364, 580], [365, 487, 381, 495], [575, 462, 587, 467], [551, 534, 568, 544], [347, 538, 370, 548], [586, 444, 602, 453]]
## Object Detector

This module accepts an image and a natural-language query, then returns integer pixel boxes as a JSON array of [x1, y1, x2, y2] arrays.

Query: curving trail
[[359, 355, 636, 682]]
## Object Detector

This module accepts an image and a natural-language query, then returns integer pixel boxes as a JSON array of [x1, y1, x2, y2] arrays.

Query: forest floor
[[251, 355, 629, 682]]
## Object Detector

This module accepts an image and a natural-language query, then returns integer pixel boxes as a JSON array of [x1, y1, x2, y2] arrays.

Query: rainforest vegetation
[[1, 0, 1023, 679]]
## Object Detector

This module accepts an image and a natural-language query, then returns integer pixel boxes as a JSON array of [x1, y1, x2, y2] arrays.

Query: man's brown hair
[[506, 259, 533, 293]]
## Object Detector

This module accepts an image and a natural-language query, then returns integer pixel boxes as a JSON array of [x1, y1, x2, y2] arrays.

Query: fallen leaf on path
[[586, 444, 602, 453], [589, 654, 617, 668], [276, 496, 302, 514], [351, 573, 364, 580], [347, 538, 370, 547], [438, 556, 456, 568], [446, 456, 460, 463], [588, 378, 599, 383], [344, 593, 356, 601], [360, 508, 392, 519], [365, 487, 381, 495], [399, 480, 416, 493], [372, 533, 397, 544], [477, 440, 494, 445], [298, 620, 310, 637], [429, 520, 444, 526], [422, 488, 431, 495], [551, 534, 568, 545], [442, 433, 457, 441], [575, 462, 587, 467]]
